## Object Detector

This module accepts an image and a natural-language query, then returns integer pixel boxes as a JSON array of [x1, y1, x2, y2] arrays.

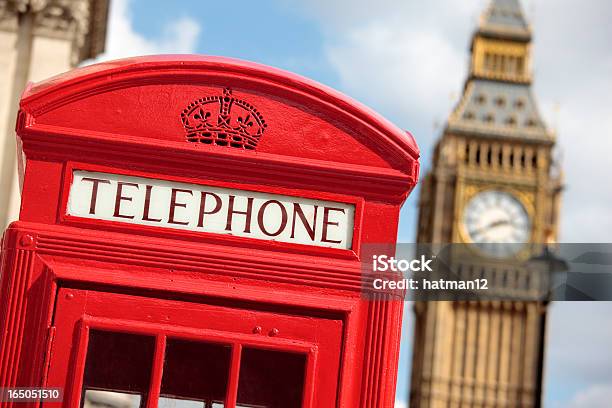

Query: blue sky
[[94, 0, 612, 406]]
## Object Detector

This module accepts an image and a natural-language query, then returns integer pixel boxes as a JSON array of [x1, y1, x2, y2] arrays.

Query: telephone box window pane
[[158, 397, 205, 407], [236, 348, 306, 408], [157, 398, 226, 407], [83, 390, 142, 408], [82, 330, 155, 405], [160, 338, 231, 405]]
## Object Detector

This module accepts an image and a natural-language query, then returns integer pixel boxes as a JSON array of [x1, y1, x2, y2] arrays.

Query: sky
[[91, 0, 612, 406]]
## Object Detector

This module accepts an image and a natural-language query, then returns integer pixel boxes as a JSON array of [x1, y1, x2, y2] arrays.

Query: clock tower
[[409, 0, 562, 407]]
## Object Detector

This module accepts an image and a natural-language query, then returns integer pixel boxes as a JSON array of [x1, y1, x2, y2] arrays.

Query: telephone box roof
[[20, 55, 419, 162]]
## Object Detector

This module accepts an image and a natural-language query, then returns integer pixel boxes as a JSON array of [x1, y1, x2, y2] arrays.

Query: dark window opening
[[515, 99, 525, 109], [236, 348, 306, 408], [81, 330, 155, 408], [160, 338, 231, 407]]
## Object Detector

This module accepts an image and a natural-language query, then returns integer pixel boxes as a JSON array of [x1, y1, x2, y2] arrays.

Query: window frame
[[46, 288, 345, 408]]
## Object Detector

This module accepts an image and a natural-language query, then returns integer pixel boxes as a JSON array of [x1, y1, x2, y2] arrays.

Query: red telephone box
[[0, 56, 419, 407]]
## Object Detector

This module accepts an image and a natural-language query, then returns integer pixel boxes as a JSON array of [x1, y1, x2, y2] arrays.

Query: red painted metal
[[0, 55, 419, 407], [47, 288, 342, 407]]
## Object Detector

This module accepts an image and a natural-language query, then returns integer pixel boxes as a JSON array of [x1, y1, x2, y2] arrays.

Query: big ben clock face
[[462, 190, 531, 257]]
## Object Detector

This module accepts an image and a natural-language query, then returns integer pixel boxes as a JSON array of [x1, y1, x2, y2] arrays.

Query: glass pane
[[81, 329, 155, 407], [236, 348, 306, 408], [160, 338, 231, 407], [83, 390, 141, 408], [158, 397, 227, 407], [158, 397, 204, 407]]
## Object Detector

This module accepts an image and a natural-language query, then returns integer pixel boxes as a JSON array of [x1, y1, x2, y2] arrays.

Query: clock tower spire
[[471, 0, 532, 83], [409, 0, 562, 406]]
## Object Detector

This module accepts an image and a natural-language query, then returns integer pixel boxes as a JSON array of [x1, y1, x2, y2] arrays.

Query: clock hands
[[469, 217, 513, 237]]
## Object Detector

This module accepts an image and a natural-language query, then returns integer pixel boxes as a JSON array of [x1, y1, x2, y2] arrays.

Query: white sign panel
[[67, 171, 355, 249]]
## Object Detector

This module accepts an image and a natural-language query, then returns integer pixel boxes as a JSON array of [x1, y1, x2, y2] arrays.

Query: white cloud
[[531, 0, 612, 243], [545, 302, 612, 389], [395, 399, 408, 408], [299, 1, 482, 148], [94, 0, 201, 62], [291, 0, 490, 145], [565, 384, 612, 408], [325, 22, 464, 135]]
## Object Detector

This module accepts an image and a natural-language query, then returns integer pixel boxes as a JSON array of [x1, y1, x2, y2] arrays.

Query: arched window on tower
[[517, 57, 525, 76], [484, 53, 492, 71]]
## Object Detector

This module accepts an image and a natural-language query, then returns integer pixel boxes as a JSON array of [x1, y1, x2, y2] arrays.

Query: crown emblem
[[181, 88, 267, 150]]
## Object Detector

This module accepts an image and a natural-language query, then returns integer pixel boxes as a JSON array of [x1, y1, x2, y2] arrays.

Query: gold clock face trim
[[460, 188, 533, 258]]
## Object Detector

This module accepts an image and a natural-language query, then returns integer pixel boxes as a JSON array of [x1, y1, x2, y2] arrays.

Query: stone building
[[0, 0, 109, 231], [409, 0, 562, 406]]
